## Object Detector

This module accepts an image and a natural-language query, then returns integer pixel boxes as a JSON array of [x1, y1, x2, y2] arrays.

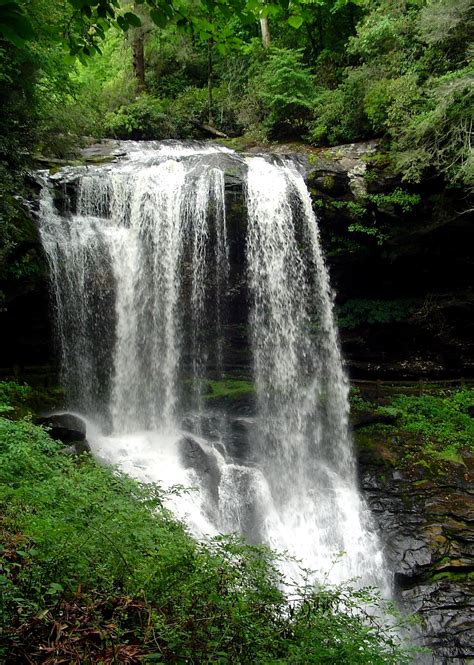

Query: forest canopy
[[0, 0, 472, 188]]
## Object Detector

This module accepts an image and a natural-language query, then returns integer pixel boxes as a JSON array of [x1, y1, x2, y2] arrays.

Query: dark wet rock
[[357, 431, 474, 663], [178, 435, 222, 503], [36, 413, 90, 455], [402, 577, 474, 664], [59, 439, 91, 455], [36, 412, 86, 444], [351, 410, 398, 429], [304, 140, 380, 201]]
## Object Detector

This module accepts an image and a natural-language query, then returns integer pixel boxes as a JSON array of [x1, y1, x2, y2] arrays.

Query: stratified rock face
[[358, 434, 474, 663]]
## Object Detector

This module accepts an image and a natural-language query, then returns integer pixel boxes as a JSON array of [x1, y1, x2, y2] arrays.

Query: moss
[[362, 150, 392, 172], [434, 446, 466, 467], [412, 480, 432, 489], [322, 175, 336, 190], [353, 387, 474, 473], [425, 568, 474, 583], [353, 429, 397, 466], [204, 379, 255, 401]]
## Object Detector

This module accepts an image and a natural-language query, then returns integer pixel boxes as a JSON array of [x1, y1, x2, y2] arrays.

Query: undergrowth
[[0, 384, 415, 663], [351, 387, 474, 465]]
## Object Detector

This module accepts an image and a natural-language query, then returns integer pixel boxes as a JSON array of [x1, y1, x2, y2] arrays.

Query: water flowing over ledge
[[37, 140, 389, 591]]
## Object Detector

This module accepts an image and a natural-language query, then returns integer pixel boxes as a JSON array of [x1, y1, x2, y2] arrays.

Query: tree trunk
[[260, 16, 270, 49], [132, 30, 145, 93]]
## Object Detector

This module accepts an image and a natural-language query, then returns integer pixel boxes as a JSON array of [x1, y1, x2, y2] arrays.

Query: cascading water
[[38, 141, 389, 591]]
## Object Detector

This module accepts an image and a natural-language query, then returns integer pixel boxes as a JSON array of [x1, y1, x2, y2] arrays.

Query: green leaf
[[116, 15, 128, 30], [150, 9, 167, 28], [124, 12, 141, 27], [287, 14, 303, 29]]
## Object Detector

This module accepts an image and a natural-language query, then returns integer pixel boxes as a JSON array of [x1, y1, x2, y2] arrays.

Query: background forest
[[1, 0, 473, 177], [1, 0, 472, 293]]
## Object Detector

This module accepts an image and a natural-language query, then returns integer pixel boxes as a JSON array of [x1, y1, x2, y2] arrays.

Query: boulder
[[36, 412, 86, 444]]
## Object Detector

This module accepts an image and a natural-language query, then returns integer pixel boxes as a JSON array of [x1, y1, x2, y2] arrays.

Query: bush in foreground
[[0, 388, 415, 663]]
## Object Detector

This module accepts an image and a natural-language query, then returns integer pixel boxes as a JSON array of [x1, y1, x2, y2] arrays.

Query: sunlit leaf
[[288, 14, 303, 28]]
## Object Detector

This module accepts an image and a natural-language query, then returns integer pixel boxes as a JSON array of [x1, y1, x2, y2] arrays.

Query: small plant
[[368, 188, 421, 213], [337, 299, 418, 330], [356, 387, 474, 466], [0, 381, 31, 415]]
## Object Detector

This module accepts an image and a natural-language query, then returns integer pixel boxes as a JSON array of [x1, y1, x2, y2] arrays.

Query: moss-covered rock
[[356, 423, 474, 662]]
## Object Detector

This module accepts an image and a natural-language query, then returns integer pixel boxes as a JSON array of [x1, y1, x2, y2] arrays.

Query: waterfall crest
[[38, 141, 389, 589]]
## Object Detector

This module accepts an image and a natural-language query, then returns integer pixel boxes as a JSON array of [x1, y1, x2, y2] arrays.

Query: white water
[[38, 141, 389, 590]]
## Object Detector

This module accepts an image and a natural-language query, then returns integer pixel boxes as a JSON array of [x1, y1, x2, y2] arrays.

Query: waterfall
[[38, 141, 389, 590]]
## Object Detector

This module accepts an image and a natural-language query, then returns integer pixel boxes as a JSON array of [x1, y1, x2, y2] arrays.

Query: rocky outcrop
[[357, 430, 474, 663]]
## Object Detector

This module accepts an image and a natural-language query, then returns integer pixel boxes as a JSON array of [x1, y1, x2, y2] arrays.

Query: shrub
[[172, 84, 244, 137], [244, 48, 315, 139], [104, 94, 176, 139], [0, 384, 415, 663], [308, 70, 370, 145], [394, 67, 474, 188]]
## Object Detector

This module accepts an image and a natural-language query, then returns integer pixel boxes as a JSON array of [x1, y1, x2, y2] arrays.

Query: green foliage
[[394, 66, 474, 189], [367, 188, 421, 213], [378, 389, 474, 453], [307, 0, 473, 188], [0, 381, 31, 414], [0, 0, 34, 47], [0, 410, 414, 662], [173, 84, 244, 137], [247, 48, 315, 138], [349, 385, 373, 413], [104, 94, 175, 139], [4, 0, 469, 193], [308, 71, 370, 145], [337, 299, 417, 330]]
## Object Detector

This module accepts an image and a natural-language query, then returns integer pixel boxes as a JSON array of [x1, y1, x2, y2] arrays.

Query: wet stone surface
[[357, 436, 474, 664]]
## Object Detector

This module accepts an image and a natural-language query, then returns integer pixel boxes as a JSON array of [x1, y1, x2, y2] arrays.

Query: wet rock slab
[[357, 434, 474, 663]]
